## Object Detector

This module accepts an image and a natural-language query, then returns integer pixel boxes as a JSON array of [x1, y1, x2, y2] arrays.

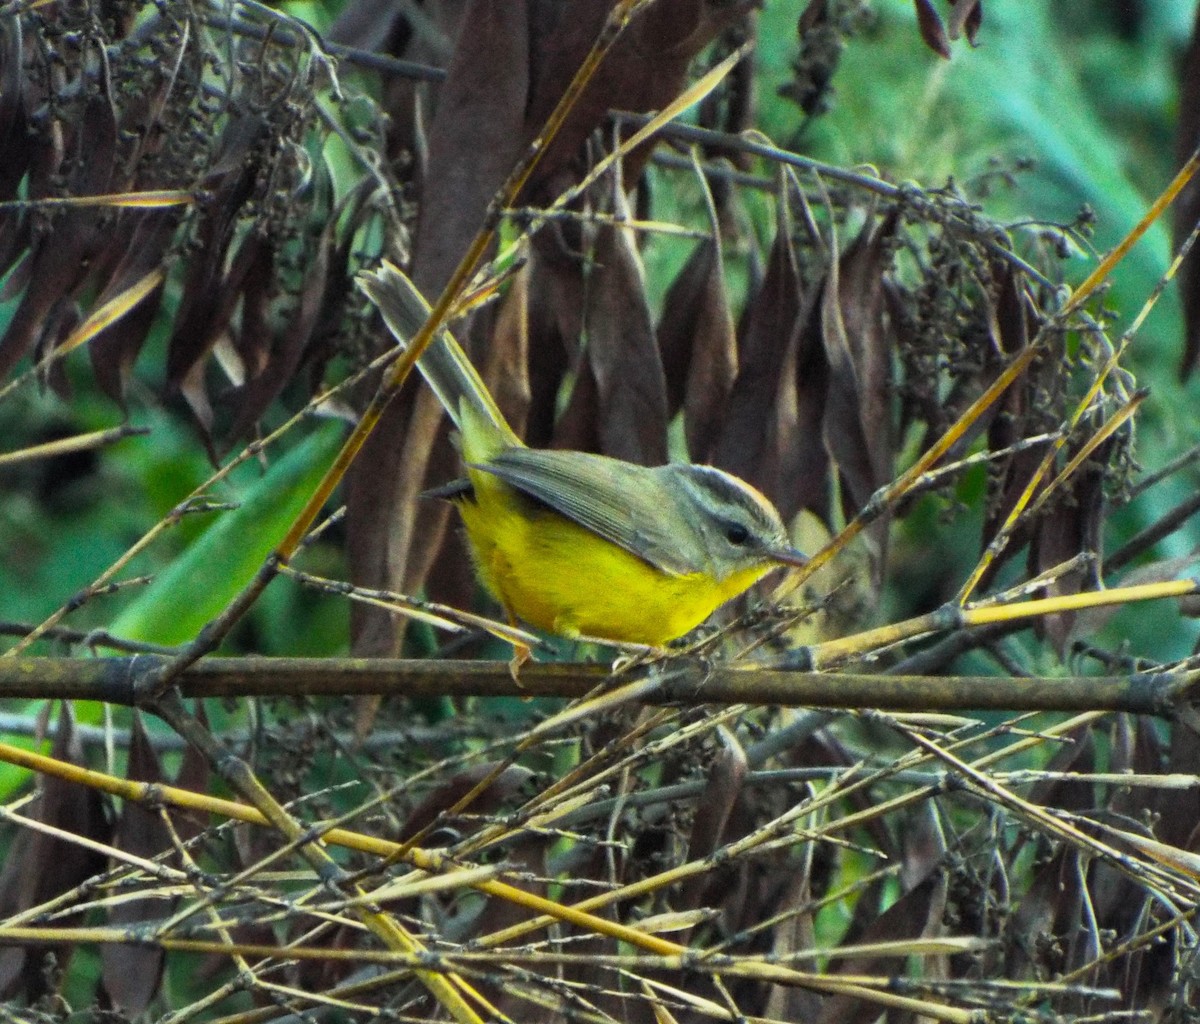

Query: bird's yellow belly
[[456, 485, 770, 647]]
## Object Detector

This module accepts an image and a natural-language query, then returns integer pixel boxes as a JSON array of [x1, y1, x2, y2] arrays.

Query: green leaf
[[110, 422, 345, 647]]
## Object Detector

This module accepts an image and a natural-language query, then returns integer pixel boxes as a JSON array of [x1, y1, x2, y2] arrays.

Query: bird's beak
[[767, 545, 809, 568]]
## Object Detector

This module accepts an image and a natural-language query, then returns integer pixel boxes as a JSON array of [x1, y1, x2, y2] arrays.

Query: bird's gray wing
[[471, 448, 699, 576]]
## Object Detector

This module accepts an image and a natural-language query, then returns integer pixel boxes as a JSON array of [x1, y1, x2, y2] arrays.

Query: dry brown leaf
[[0, 89, 117, 381], [164, 119, 266, 438], [819, 213, 897, 584], [481, 262, 534, 440], [171, 700, 213, 844], [714, 190, 805, 503], [1086, 718, 1156, 968], [782, 290, 834, 526], [913, 0, 952, 59], [1005, 845, 1077, 980], [346, 383, 440, 657], [521, 0, 751, 205], [398, 762, 534, 844], [88, 212, 178, 405], [0, 705, 111, 1001], [100, 714, 171, 1014], [516, 249, 574, 450], [1028, 436, 1109, 655], [658, 230, 738, 462], [553, 350, 604, 453], [1154, 719, 1200, 851], [836, 211, 897, 500], [658, 237, 714, 415], [763, 840, 821, 1022], [815, 848, 947, 1024], [1082, 722, 1181, 1014], [578, 193, 669, 464], [1026, 726, 1096, 814], [825, 214, 892, 511], [682, 255, 739, 463], [678, 729, 747, 913], [981, 266, 1035, 538], [226, 219, 335, 443], [0, 17, 25, 205], [410, 0, 530, 299], [946, 0, 984, 44], [1176, 10, 1200, 378]]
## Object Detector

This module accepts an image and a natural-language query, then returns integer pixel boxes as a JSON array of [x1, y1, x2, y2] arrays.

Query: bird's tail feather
[[359, 261, 517, 452]]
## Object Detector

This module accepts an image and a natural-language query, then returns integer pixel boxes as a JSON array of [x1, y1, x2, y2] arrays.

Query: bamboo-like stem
[[0, 425, 150, 466], [0, 736, 974, 1024], [148, 691, 493, 1024], [0, 654, 1190, 717], [1062, 143, 1200, 315], [804, 577, 1199, 671]]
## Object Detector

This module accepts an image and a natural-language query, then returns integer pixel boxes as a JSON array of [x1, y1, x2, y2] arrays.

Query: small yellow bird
[[361, 262, 807, 654]]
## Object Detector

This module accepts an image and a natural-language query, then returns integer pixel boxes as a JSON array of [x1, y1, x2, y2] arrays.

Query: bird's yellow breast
[[455, 470, 772, 647]]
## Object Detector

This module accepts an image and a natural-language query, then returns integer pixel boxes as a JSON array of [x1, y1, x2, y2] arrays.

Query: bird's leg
[[507, 644, 531, 683], [506, 609, 530, 685]]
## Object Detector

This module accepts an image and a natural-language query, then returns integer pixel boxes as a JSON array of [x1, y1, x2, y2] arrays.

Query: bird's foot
[[508, 642, 531, 686]]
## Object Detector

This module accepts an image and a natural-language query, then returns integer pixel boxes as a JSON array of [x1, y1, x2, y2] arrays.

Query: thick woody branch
[[0, 656, 1189, 719]]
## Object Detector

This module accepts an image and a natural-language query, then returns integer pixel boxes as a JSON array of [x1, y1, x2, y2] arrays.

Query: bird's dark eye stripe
[[690, 466, 753, 505], [689, 467, 778, 531]]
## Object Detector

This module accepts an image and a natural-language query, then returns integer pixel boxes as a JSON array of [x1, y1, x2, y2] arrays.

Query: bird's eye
[[724, 522, 751, 545]]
